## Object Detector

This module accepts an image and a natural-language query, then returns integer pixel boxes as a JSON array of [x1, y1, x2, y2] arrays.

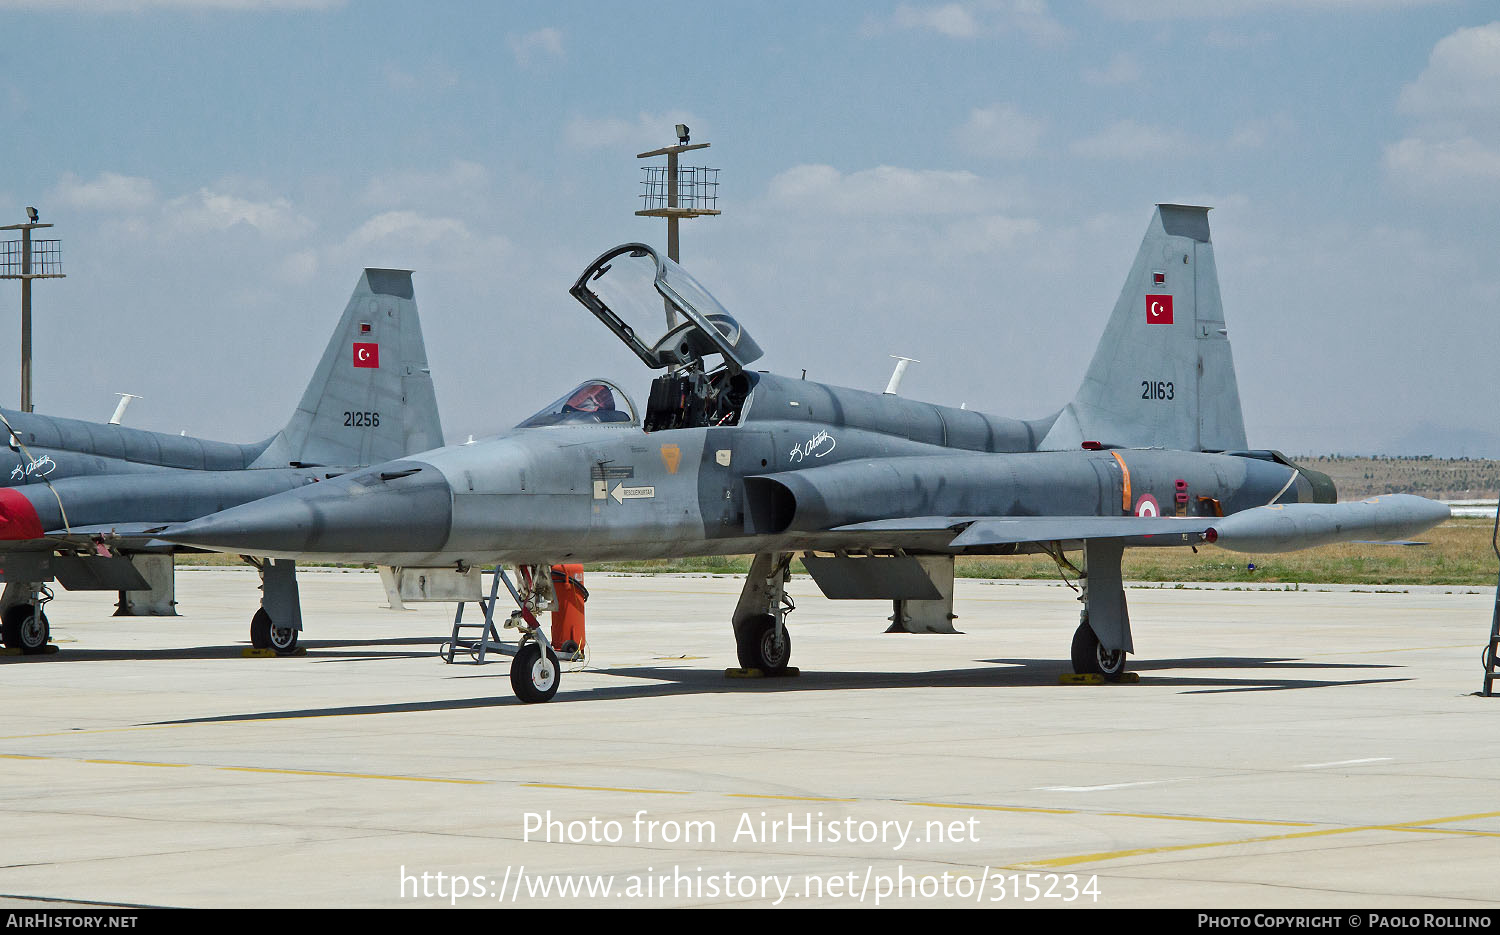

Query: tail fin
[[1040, 204, 1247, 452], [251, 269, 444, 468]]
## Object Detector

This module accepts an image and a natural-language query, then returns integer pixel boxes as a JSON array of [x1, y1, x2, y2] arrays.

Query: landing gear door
[[570, 243, 763, 374]]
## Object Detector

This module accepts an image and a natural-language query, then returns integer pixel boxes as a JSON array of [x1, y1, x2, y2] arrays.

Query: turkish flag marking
[[1146, 294, 1173, 324], [353, 343, 379, 368]]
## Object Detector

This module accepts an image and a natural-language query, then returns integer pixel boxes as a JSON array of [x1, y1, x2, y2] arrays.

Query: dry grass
[[1301, 455, 1500, 500]]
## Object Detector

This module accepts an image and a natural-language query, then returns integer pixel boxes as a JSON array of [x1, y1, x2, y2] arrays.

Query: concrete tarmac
[[0, 567, 1496, 909]]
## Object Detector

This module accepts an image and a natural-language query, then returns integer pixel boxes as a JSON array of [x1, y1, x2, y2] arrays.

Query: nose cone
[[163, 460, 452, 557]]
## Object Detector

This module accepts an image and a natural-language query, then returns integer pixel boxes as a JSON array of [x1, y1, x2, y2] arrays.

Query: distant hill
[[1295, 455, 1500, 500]]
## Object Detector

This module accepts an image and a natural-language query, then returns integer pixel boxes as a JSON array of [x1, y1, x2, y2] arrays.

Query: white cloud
[[765, 164, 1016, 216], [939, 213, 1041, 253], [887, 3, 982, 38], [50, 172, 157, 212], [275, 248, 319, 285], [165, 188, 313, 237], [563, 111, 697, 152], [1082, 52, 1141, 86], [337, 210, 512, 272], [0, 0, 342, 9], [1385, 23, 1500, 197], [1069, 121, 1194, 160], [1384, 137, 1500, 190], [383, 62, 459, 93], [862, 1, 1068, 44], [507, 27, 565, 67], [1227, 114, 1294, 150], [1396, 22, 1500, 125], [361, 159, 490, 209], [954, 104, 1044, 158], [1090, 0, 1446, 19]]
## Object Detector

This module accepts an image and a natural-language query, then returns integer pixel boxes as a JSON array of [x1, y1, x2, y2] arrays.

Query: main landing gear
[[731, 552, 796, 675], [1045, 539, 1134, 682], [1071, 613, 1126, 680], [244, 557, 302, 655], [0, 584, 52, 655]]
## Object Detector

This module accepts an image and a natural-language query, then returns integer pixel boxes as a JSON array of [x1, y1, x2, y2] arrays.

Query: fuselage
[[162, 372, 1331, 567], [0, 408, 323, 540]]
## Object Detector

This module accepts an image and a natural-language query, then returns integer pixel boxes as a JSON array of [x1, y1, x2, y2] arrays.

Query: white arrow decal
[[611, 483, 656, 504]]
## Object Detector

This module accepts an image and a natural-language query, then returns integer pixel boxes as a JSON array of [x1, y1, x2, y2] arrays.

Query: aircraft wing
[[0, 524, 186, 555], [827, 496, 1449, 553]]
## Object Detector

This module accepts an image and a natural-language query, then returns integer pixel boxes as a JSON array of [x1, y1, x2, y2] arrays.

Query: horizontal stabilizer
[[1207, 495, 1450, 553]]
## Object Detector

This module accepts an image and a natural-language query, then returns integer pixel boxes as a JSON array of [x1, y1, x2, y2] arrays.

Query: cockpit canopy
[[514, 379, 638, 428], [569, 244, 764, 373]]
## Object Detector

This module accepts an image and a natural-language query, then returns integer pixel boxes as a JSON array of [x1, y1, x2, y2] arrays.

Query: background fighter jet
[[163, 206, 1449, 701], [0, 269, 443, 654]]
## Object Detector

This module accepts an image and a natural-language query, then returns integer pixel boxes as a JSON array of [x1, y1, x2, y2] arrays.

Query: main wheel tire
[[3, 605, 49, 654], [736, 613, 791, 675], [0, 604, 25, 648], [1070, 620, 1126, 681], [249, 609, 273, 649], [269, 622, 299, 655], [510, 642, 560, 703]]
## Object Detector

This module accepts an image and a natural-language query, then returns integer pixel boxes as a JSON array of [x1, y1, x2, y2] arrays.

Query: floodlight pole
[[635, 139, 717, 264], [1, 214, 65, 413]]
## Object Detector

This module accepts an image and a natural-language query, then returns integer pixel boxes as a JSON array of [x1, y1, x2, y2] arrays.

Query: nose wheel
[[510, 641, 560, 704]]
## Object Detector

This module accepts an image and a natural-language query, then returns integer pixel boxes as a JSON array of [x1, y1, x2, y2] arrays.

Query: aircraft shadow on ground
[[144, 654, 1409, 724], [1, 636, 444, 664]]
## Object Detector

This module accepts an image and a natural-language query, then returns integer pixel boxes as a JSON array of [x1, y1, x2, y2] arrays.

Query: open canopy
[[569, 244, 763, 373]]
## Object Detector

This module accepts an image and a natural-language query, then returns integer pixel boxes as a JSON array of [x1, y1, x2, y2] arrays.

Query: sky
[[0, 0, 1496, 457]]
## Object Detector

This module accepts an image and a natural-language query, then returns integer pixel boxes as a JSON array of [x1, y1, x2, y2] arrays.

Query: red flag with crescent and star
[[353, 343, 379, 368], [1146, 294, 1173, 325]]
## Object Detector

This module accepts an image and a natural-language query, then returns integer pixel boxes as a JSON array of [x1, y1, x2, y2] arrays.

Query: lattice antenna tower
[[0, 208, 65, 412], [635, 124, 720, 264]]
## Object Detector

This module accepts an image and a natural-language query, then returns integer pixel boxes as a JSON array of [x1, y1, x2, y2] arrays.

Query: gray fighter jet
[[163, 206, 1449, 700], [0, 269, 443, 653]]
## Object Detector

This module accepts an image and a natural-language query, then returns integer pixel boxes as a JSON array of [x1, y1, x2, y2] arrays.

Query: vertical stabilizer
[[1041, 205, 1247, 452], [251, 269, 444, 468]]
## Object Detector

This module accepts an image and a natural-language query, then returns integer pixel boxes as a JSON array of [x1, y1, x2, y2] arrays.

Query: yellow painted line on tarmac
[[913, 801, 1078, 816], [0, 751, 487, 785], [1389, 826, 1500, 838], [1100, 811, 1315, 827], [217, 765, 486, 785], [726, 794, 858, 803], [521, 782, 689, 796], [915, 799, 1311, 827], [0, 724, 182, 742], [1005, 809, 1500, 870], [1304, 644, 1474, 657]]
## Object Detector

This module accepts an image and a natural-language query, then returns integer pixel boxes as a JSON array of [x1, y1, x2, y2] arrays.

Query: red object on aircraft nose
[[0, 488, 44, 540]]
